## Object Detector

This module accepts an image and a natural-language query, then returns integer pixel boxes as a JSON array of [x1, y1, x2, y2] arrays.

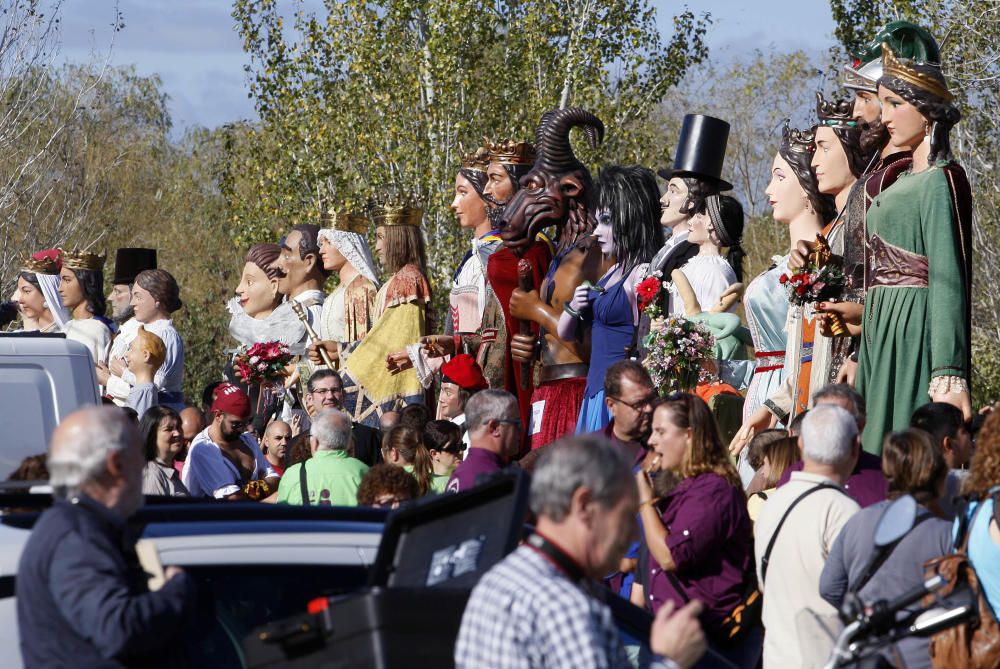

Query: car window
[[184, 563, 369, 669]]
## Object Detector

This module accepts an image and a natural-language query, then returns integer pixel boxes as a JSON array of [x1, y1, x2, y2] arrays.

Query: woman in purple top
[[635, 393, 759, 668]]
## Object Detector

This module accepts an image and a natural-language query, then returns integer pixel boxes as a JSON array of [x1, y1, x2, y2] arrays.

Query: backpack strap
[[760, 483, 847, 585], [852, 511, 934, 594], [299, 460, 310, 506]]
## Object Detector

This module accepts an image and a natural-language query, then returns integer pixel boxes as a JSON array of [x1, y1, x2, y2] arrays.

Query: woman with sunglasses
[[424, 420, 464, 494], [636, 393, 759, 667]]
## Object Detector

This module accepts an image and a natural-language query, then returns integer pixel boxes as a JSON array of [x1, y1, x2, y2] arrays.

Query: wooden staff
[[517, 259, 534, 390], [290, 301, 335, 369]]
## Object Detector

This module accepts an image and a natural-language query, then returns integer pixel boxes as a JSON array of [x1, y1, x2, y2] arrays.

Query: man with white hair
[[276, 409, 368, 505], [754, 403, 862, 668], [17, 406, 196, 668], [446, 389, 522, 493], [455, 435, 707, 669]]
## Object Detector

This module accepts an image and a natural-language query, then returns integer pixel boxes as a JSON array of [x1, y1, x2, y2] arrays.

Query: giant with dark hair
[[778, 125, 837, 224], [877, 72, 961, 164], [69, 268, 107, 317], [595, 165, 663, 275], [678, 176, 717, 216], [245, 243, 282, 281], [815, 92, 877, 178]]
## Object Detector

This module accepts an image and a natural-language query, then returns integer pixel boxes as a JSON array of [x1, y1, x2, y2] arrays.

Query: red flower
[[778, 274, 788, 285], [795, 285, 808, 296]]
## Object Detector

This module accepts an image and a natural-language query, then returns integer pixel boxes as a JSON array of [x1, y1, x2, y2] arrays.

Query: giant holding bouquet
[[234, 341, 293, 386], [636, 274, 716, 395]]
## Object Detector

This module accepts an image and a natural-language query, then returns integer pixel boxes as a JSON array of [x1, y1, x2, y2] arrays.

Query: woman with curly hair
[[855, 43, 973, 454], [357, 463, 419, 509], [960, 410, 1000, 618], [635, 393, 758, 666]]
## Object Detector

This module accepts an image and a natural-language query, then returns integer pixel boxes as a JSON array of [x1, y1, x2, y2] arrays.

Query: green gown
[[857, 164, 968, 455]]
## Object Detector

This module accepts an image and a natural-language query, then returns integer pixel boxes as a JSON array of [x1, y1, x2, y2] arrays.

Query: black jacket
[[17, 496, 196, 669]]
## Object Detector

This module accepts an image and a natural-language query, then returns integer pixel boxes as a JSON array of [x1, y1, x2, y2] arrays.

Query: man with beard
[[100, 248, 158, 404], [808, 21, 943, 384], [181, 383, 279, 500]]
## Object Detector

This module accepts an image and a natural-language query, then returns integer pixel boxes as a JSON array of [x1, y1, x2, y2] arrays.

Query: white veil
[[35, 273, 69, 331], [318, 229, 380, 287]]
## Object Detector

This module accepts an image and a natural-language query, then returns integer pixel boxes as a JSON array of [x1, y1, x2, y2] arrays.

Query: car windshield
[[185, 563, 370, 669]]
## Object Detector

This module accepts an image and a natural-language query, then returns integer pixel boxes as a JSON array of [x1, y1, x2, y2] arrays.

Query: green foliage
[[229, 0, 711, 318]]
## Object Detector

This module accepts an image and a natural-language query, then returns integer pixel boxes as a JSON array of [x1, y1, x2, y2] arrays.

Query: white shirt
[[320, 284, 347, 342], [754, 471, 860, 668], [105, 318, 184, 404], [181, 427, 277, 498], [63, 318, 112, 366], [668, 255, 738, 316]]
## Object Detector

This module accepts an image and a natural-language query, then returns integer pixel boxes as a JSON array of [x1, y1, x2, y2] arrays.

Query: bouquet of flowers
[[778, 263, 846, 307], [642, 316, 716, 396], [234, 341, 294, 386], [636, 274, 667, 320]]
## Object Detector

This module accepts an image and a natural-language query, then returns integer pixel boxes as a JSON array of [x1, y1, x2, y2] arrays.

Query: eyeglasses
[[311, 387, 342, 395], [497, 417, 523, 431], [609, 394, 657, 411]]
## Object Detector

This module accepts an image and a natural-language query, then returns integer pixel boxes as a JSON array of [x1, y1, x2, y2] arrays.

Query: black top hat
[[657, 114, 733, 191], [112, 248, 157, 285]]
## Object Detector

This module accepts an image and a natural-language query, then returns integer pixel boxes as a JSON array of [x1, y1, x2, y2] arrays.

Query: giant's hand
[[420, 335, 456, 358], [817, 302, 863, 337], [932, 389, 973, 422], [568, 283, 591, 312], [385, 350, 413, 374], [510, 333, 537, 364], [109, 357, 126, 378], [729, 405, 776, 456], [788, 239, 813, 272], [836, 358, 858, 386], [308, 341, 340, 366], [509, 287, 543, 322]]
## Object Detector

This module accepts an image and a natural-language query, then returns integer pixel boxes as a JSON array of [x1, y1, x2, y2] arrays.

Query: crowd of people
[[7, 17, 1000, 669]]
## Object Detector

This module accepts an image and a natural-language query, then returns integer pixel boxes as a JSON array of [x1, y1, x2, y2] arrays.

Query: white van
[[0, 334, 99, 478]]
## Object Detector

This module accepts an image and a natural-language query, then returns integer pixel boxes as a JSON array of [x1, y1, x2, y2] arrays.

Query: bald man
[[261, 420, 292, 476], [17, 407, 196, 669], [176, 406, 205, 475]]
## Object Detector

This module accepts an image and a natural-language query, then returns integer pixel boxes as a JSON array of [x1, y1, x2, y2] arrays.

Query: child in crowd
[[125, 326, 166, 418]]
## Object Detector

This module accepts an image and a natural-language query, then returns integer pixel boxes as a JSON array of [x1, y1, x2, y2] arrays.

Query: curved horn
[[535, 107, 605, 173]]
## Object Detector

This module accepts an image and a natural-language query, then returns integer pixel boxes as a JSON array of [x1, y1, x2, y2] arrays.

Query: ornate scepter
[[517, 259, 535, 390], [290, 301, 335, 369]]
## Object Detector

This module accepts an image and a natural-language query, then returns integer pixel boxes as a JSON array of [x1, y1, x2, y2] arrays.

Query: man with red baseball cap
[[181, 383, 279, 500]]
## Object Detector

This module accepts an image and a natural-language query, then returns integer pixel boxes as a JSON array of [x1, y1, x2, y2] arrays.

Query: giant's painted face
[[495, 107, 604, 254], [497, 164, 590, 253]]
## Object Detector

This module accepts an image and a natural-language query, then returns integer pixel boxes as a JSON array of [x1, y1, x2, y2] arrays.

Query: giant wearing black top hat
[[111, 248, 157, 286], [658, 114, 733, 191]]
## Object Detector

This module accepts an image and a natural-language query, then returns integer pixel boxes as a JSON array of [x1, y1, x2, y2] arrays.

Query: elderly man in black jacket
[[17, 406, 196, 669]]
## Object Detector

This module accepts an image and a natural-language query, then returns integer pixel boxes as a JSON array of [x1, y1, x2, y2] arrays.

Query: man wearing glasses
[[305, 369, 383, 466], [182, 383, 279, 499], [447, 390, 522, 493], [595, 361, 657, 466]]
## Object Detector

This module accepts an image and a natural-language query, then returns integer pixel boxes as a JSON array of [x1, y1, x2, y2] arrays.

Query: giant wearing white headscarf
[[317, 212, 379, 346], [16, 250, 70, 333]]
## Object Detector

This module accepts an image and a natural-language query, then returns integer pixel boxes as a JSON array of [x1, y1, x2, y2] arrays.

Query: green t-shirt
[[430, 472, 452, 495], [277, 450, 369, 506]]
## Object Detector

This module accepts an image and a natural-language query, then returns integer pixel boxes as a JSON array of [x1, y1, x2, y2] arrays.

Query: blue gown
[[576, 272, 635, 432]]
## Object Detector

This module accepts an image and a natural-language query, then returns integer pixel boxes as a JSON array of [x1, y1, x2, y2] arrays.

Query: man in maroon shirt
[[778, 384, 887, 507], [446, 390, 522, 493]]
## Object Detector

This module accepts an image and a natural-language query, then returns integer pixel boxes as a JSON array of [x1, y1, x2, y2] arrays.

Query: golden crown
[[781, 123, 815, 155], [815, 91, 857, 129], [61, 248, 107, 272], [321, 209, 369, 235], [484, 137, 536, 166], [881, 43, 953, 102], [372, 199, 423, 227], [460, 144, 491, 172], [21, 252, 60, 275]]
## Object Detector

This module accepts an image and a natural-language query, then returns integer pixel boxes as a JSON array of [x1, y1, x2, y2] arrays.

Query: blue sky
[[60, 0, 839, 133]]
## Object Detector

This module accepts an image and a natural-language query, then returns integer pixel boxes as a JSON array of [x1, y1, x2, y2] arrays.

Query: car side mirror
[[873, 494, 917, 548]]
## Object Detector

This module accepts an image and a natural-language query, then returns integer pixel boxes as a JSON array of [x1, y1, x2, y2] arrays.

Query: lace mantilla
[[317, 229, 380, 286]]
